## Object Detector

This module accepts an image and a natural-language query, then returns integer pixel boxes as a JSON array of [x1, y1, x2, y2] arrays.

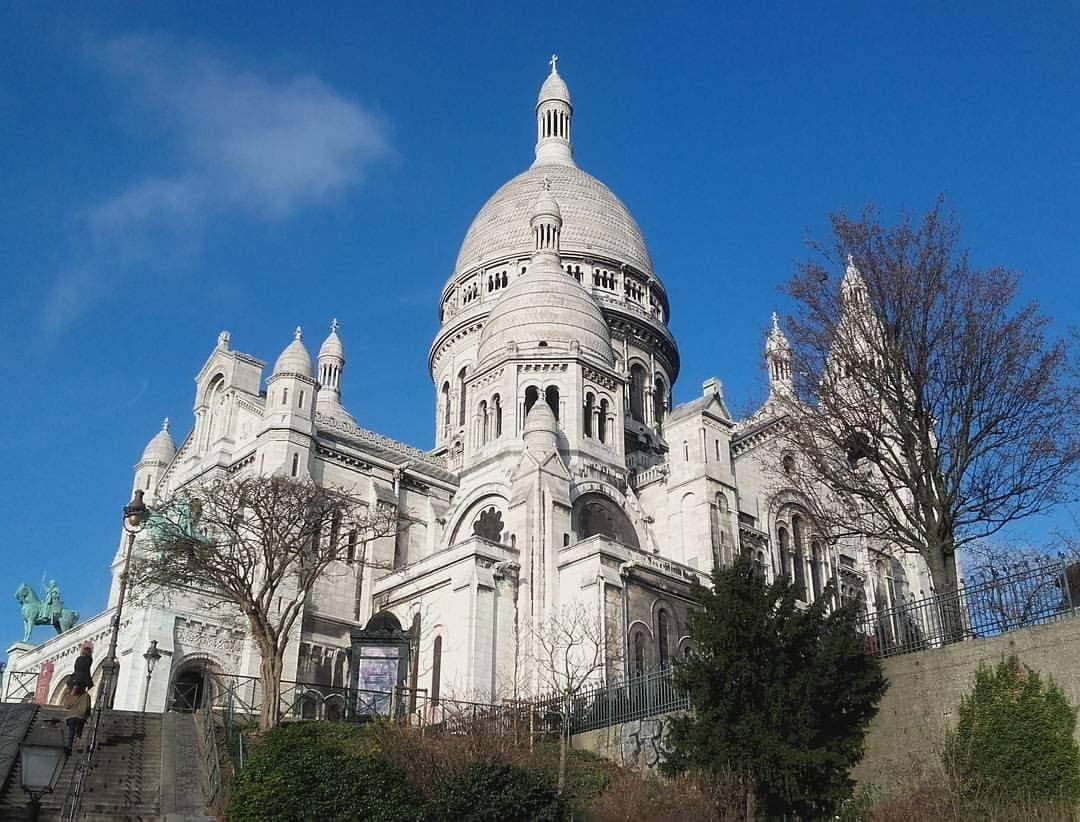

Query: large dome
[[453, 163, 654, 278]]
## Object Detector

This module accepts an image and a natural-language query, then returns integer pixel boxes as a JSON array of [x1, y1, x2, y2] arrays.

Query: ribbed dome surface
[[453, 164, 654, 280], [274, 329, 314, 378], [538, 70, 571, 105], [140, 420, 176, 464], [477, 255, 614, 366]]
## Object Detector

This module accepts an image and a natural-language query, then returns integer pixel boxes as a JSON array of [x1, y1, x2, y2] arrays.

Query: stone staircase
[[0, 706, 209, 821]]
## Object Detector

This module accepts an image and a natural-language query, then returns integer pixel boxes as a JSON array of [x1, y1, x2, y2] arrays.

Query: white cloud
[[42, 33, 391, 332]]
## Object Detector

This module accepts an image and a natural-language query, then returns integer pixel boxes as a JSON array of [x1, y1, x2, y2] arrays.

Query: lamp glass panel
[[20, 744, 65, 792]]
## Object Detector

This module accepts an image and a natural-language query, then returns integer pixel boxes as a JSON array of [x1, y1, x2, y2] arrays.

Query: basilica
[[4, 60, 930, 712]]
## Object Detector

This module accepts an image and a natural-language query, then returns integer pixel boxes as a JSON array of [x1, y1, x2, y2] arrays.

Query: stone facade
[[3, 60, 929, 711]]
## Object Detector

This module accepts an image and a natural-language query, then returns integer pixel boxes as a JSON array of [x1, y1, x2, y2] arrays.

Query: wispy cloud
[[42, 33, 391, 333]]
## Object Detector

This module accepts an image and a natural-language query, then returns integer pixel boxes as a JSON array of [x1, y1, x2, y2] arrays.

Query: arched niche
[[571, 492, 640, 550]]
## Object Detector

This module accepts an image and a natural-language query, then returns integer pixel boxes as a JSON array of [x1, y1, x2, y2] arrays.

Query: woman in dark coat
[[71, 645, 93, 689]]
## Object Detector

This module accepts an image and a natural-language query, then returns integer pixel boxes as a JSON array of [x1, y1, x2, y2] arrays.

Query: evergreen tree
[[946, 656, 1080, 803], [664, 553, 887, 819]]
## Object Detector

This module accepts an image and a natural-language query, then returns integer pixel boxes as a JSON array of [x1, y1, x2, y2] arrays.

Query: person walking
[[63, 684, 91, 753], [71, 645, 94, 689]]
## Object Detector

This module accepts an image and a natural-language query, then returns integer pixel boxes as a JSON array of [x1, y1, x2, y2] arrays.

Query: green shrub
[[228, 722, 419, 822], [427, 760, 566, 821], [945, 656, 1080, 804]]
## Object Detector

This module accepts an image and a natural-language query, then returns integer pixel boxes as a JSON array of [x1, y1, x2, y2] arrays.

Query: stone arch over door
[[168, 654, 224, 712], [571, 492, 640, 549]]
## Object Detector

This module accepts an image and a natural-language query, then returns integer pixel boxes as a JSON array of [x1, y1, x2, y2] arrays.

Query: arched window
[[792, 514, 807, 600], [298, 390, 305, 410], [479, 400, 488, 444], [683, 441, 689, 461], [583, 392, 595, 437], [811, 539, 824, 600], [629, 363, 646, 422], [457, 368, 468, 427], [598, 399, 609, 443], [778, 526, 791, 578], [653, 376, 666, 426], [441, 382, 451, 434], [633, 631, 646, 677], [657, 610, 671, 670], [545, 386, 560, 419], [524, 386, 539, 416], [493, 394, 502, 438]]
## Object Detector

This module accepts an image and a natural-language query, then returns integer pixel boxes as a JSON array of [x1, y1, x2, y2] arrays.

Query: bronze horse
[[15, 583, 78, 643]]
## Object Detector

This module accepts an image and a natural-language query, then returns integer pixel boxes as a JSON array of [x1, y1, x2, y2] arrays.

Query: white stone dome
[[538, 68, 571, 106], [318, 321, 344, 360], [273, 327, 314, 378], [452, 163, 654, 280], [140, 419, 176, 464], [477, 254, 614, 367]]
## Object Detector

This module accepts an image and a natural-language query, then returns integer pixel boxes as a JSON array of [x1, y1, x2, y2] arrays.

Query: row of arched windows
[[540, 107, 569, 140], [776, 512, 830, 603], [487, 270, 508, 292], [627, 364, 667, 426], [475, 394, 504, 446], [630, 606, 687, 677]]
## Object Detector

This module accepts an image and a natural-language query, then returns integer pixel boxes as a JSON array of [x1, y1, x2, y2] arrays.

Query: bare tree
[[528, 601, 614, 795], [778, 201, 1078, 615], [132, 474, 395, 730]]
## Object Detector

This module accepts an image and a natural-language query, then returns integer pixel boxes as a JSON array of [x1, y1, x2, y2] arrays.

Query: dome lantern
[[533, 55, 575, 168]]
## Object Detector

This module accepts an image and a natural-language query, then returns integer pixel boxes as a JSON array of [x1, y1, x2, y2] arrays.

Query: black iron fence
[[859, 558, 1079, 659]]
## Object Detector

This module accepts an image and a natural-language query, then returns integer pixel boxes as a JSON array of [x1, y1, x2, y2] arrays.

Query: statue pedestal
[[6, 641, 36, 657]]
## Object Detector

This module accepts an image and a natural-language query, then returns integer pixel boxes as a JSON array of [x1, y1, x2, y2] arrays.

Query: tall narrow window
[[778, 526, 791, 578], [545, 385, 560, 420], [282, 388, 289, 406], [457, 368, 468, 427], [524, 386, 539, 416], [431, 636, 443, 706], [629, 363, 646, 422], [792, 514, 807, 600], [633, 631, 646, 677], [583, 393, 594, 437], [598, 399, 609, 443], [346, 529, 358, 562], [479, 400, 488, 444], [811, 539, 824, 600], [658, 610, 671, 669], [330, 511, 342, 555], [291, 452, 299, 477], [441, 382, 451, 435], [683, 441, 689, 461], [493, 394, 502, 438], [298, 390, 305, 409]]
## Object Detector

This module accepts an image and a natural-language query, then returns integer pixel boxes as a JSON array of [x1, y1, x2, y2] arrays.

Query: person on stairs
[[63, 684, 91, 753], [70, 645, 94, 690]]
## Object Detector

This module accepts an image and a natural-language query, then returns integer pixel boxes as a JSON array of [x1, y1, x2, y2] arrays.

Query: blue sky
[[2, 2, 1077, 645]]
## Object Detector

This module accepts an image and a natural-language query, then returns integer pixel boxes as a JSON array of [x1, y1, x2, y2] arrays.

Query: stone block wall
[[854, 614, 1080, 791]]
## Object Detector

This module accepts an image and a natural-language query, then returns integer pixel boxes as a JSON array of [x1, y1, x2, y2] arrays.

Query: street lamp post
[[99, 490, 149, 710], [141, 640, 161, 713], [19, 719, 68, 822]]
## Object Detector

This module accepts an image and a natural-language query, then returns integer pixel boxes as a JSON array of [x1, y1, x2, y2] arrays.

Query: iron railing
[[859, 558, 1078, 658], [2, 670, 40, 702]]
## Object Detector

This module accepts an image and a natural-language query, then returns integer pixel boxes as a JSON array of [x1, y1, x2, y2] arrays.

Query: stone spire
[[766, 312, 793, 395], [317, 318, 356, 424], [530, 177, 563, 258], [532, 55, 575, 168], [841, 253, 868, 306]]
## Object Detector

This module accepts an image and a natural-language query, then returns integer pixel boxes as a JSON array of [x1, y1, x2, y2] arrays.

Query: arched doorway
[[170, 658, 219, 712], [571, 493, 640, 550]]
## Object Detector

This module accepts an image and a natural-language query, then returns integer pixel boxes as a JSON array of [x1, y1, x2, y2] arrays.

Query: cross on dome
[[294, 326, 303, 341], [534, 56, 574, 167], [549, 54, 559, 73], [330, 318, 339, 333], [161, 417, 170, 433]]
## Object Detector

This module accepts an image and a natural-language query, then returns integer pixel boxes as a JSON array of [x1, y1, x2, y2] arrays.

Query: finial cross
[[550, 54, 559, 73], [330, 318, 339, 333]]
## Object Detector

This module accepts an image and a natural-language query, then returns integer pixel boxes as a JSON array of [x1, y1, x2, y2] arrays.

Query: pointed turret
[[532, 54, 575, 168], [766, 312, 793, 396], [841, 254, 869, 307], [134, 418, 175, 502], [317, 319, 356, 424]]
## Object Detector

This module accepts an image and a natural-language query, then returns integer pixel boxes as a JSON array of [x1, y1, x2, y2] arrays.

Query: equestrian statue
[[15, 580, 79, 643]]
